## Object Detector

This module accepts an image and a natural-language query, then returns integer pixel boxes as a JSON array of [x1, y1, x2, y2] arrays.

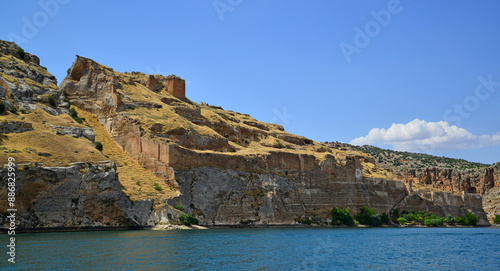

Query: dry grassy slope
[[105, 68, 395, 180], [0, 109, 107, 167]]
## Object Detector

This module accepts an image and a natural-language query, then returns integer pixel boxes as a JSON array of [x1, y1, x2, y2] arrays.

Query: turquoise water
[[2, 227, 500, 270]]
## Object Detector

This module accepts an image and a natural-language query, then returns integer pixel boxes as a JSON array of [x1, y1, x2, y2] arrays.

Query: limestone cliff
[[334, 143, 500, 223], [0, 163, 153, 232], [398, 164, 499, 223], [168, 163, 488, 226], [399, 167, 497, 194]]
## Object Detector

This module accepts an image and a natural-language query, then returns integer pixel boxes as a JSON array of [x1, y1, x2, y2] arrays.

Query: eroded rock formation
[[398, 164, 499, 222], [168, 157, 488, 226], [0, 163, 153, 232], [400, 166, 498, 195], [0, 40, 68, 115]]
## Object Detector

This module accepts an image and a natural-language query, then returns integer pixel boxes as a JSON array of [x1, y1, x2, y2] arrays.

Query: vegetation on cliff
[[329, 143, 491, 171], [393, 210, 478, 227], [179, 213, 199, 226], [494, 214, 500, 224], [355, 206, 382, 226], [328, 206, 480, 227], [331, 207, 354, 226]]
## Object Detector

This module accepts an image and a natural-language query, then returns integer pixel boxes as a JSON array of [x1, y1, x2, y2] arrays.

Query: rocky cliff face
[[0, 162, 153, 232], [0, 40, 68, 115], [398, 164, 499, 222], [337, 143, 500, 223], [168, 161, 488, 226], [399, 165, 498, 195]]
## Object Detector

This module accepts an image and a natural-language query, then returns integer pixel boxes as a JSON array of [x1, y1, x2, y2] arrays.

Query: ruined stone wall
[[164, 77, 185, 99]]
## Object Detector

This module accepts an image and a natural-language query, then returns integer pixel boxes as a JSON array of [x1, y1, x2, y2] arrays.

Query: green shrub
[[63, 90, 69, 98], [274, 139, 284, 148], [219, 113, 229, 121], [380, 212, 390, 224], [456, 212, 477, 226], [94, 141, 103, 151], [369, 214, 382, 226], [48, 95, 56, 107], [174, 205, 184, 211], [464, 212, 478, 226], [16, 48, 25, 59], [70, 107, 83, 123], [70, 107, 78, 117], [0, 101, 5, 113], [402, 213, 415, 222], [331, 207, 354, 226], [444, 214, 456, 224], [356, 206, 381, 226], [9, 106, 18, 115], [390, 209, 400, 222], [413, 214, 424, 224], [179, 213, 198, 225], [424, 218, 444, 227], [397, 217, 408, 225], [299, 218, 312, 225], [494, 215, 500, 225], [153, 182, 163, 191]]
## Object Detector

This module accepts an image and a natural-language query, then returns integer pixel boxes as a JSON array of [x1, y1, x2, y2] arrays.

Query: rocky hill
[[0, 40, 495, 230], [336, 143, 491, 170]]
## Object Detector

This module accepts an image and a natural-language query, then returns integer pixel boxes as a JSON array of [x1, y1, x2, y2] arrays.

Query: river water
[[2, 227, 500, 270]]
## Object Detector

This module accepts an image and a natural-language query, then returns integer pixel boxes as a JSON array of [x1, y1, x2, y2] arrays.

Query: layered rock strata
[[0, 163, 153, 232]]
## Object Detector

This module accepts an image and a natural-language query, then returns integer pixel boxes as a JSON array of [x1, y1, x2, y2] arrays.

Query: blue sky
[[1, 0, 499, 164]]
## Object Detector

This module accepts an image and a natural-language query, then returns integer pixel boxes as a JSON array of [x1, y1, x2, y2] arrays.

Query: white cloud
[[478, 132, 500, 147], [350, 119, 500, 152]]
